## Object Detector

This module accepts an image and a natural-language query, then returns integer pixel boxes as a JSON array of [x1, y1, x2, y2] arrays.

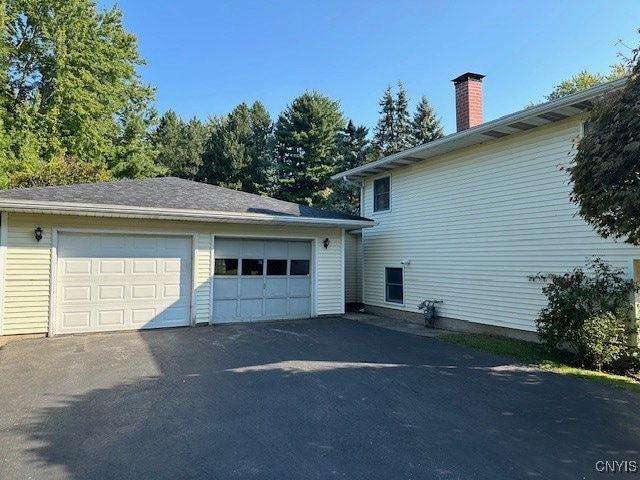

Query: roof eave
[[332, 77, 627, 182], [0, 199, 375, 229]]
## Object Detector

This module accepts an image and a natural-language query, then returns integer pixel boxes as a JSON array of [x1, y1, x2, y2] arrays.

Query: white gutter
[[0, 198, 375, 229]]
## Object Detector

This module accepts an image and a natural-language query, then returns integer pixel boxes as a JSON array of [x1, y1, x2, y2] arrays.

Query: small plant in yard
[[529, 258, 638, 371]]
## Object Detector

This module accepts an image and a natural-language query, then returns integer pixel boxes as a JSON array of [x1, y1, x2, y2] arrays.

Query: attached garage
[[0, 177, 373, 337], [212, 239, 311, 323], [55, 232, 193, 335]]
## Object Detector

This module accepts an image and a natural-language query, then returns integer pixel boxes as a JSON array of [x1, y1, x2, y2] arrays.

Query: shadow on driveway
[[1, 318, 639, 479]]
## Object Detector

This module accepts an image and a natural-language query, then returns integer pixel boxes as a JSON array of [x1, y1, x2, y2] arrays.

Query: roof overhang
[[332, 77, 626, 183], [0, 199, 375, 229]]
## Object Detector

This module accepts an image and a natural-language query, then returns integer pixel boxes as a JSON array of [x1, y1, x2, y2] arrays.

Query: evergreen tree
[[200, 101, 272, 194], [273, 91, 345, 206], [373, 82, 413, 157], [326, 120, 370, 215], [411, 95, 444, 145], [394, 82, 412, 151], [0, 0, 161, 186], [151, 110, 209, 179]]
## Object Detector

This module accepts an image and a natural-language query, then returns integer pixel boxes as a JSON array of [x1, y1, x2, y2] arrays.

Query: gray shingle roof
[[0, 177, 371, 223]]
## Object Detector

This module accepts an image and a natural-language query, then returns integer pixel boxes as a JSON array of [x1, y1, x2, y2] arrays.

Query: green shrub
[[529, 258, 637, 370], [579, 312, 628, 371]]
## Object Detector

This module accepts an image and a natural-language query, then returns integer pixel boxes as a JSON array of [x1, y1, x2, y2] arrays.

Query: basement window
[[373, 176, 390, 212], [385, 267, 403, 304]]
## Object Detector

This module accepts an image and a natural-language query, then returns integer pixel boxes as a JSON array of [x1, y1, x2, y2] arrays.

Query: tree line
[[0, 1, 443, 214], [150, 84, 443, 214], [0, 0, 628, 216]]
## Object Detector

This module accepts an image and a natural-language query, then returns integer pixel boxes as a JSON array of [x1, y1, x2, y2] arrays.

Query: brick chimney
[[452, 72, 485, 131]]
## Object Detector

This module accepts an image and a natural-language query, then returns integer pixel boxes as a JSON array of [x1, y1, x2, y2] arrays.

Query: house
[[0, 177, 373, 337], [334, 73, 639, 340]]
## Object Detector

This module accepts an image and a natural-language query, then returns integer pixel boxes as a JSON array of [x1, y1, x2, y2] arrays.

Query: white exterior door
[[212, 239, 312, 323], [55, 232, 192, 334]]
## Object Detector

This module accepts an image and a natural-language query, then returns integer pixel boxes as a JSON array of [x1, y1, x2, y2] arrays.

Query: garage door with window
[[56, 232, 192, 334], [212, 239, 312, 323]]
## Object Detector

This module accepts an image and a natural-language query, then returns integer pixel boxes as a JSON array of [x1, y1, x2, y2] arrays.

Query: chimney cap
[[452, 72, 485, 85]]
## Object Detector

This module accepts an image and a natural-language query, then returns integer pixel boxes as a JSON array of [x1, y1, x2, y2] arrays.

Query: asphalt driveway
[[0, 318, 639, 480]]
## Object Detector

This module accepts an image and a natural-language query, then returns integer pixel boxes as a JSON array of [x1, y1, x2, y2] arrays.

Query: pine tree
[[373, 82, 413, 157], [273, 91, 345, 206], [326, 120, 370, 215], [411, 95, 444, 145], [394, 82, 412, 151], [200, 101, 273, 194], [151, 110, 209, 180]]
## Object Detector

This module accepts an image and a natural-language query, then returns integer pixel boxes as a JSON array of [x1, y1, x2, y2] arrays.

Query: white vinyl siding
[[362, 117, 640, 332], [344, 231, 362, 303], [1, 213, 344, 335]]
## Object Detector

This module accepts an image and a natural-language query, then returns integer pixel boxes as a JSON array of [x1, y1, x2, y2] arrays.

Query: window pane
[[386, 285, 403, 303], [215, 258, 238, 275], [386, 267, 402, 284], [374, 177, 390, 211], [242, 259, 264, 275], [267, 259, 287, 276], [290, 259, 310, 276], [375, 177, 389, 194]]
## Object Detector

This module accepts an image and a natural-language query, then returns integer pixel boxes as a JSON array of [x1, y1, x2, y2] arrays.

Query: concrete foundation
[[364, 304, 540, 343]]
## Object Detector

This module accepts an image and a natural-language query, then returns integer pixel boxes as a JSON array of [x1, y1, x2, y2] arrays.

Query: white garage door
[[56, 232, 192, 334], [212, 239, 312, 323]]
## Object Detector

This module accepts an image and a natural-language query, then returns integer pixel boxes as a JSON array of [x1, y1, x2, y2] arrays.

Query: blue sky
[[100, 0, 638, 134]]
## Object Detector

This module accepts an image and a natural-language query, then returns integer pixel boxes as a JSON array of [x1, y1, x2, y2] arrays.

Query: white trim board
[[0, 211, 7, 335]]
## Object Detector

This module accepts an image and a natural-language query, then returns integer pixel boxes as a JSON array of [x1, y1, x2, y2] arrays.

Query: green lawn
[[435, 333, 640, 392]]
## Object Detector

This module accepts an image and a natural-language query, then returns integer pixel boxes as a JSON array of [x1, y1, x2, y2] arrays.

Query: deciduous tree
[[0, 0, 161, 185], [568, 50, 640, 244]]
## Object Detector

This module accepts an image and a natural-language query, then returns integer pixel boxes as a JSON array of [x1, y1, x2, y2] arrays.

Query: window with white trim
[[373, 176, 390, 212], [385, 267, 403, 303]]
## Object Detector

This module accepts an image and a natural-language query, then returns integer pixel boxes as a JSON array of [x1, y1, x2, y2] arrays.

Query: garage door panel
[[240, 299, 262, 317], [133, 236, 157, 250], [213, 299, 237, 318], [99, 260, 125, 274], [242, 240, 265, 257], [162, 283, 183, 299], [62, 286, 92, 302], [62, 311, 91, 328], [265, 278, 287, 298], [63, 259, 92, 275], [98, 285, 125, 301], [240, 278, 263, 299], [100, 235, 126, 250], [132, 260, 157, 274], [163, 259, 182, 274], [289, 298, 311, 316], [289, 278, 311, 297], [131, 308, 156, 325], [265, 298, 287, 316], [56, 233, 192, 334], [131, 284, 156, 300], [213, 278, 238, 299], [98, 310, 125, 326]]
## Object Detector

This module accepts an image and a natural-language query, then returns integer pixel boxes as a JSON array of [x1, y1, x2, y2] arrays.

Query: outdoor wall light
[[323, 237, 330, 249], [34, 227, 43, 243]]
